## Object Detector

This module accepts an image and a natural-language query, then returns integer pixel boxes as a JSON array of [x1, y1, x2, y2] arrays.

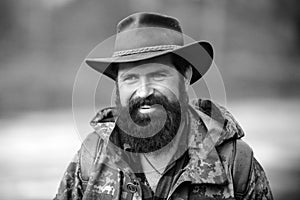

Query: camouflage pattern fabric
[[54, 99, 273, 200]]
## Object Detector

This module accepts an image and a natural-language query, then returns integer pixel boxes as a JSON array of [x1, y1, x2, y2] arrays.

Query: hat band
[[112, 45, 181, 57]]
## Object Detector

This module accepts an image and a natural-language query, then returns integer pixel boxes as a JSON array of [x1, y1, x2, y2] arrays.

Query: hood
[[90, 99, 244, 146]]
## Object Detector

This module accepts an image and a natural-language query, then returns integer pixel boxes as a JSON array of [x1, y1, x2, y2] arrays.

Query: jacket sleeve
[[53, 151, 84, 200], [242, 157, 274, 200]]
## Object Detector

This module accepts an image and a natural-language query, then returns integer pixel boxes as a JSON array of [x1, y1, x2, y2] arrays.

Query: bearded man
[[54, 12, 273, 200]]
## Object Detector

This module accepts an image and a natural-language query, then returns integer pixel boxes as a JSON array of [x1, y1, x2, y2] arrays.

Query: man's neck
[[140, 113, 188, 174]]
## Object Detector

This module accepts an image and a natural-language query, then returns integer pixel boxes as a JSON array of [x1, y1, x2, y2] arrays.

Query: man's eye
[[153, 73, 167, 80], [123, 76, 138, 82]]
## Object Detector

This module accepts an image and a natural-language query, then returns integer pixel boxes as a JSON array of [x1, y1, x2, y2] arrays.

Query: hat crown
[[117, 12, 182, 33], [114, 12, 184, 52]]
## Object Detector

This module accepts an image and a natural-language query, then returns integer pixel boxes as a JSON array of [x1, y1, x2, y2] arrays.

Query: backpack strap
[[218, 139, 253, 199], [232, 139, 253, 199], [79, 132, 104, 182]]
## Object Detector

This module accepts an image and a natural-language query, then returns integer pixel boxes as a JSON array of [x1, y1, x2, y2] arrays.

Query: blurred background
[[1, 0, 300, 199]]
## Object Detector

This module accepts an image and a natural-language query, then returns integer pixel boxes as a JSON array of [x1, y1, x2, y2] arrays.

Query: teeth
[[141, 105, 151, 109]]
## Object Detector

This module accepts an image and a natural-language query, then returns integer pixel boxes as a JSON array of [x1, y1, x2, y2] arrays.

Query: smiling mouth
[[139, 105, 158, 113]]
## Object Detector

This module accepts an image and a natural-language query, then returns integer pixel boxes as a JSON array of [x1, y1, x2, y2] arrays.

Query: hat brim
[[85, 41, 213, 84]]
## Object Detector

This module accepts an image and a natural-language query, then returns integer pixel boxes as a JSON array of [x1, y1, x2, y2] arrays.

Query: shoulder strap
[[79, 132, 104, 181], [218, 139, 253, 199], [233, 139, 253, 199]]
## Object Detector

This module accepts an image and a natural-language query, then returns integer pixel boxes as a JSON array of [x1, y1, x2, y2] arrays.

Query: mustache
[[128, 94, 173, 113]]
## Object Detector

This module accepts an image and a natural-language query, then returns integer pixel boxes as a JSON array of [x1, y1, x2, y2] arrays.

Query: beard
[[115, 83, 189, 154]]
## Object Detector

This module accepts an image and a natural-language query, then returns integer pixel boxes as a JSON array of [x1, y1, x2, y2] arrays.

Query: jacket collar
[[178, 105, 228, 185], [90, 99, 244, 185]]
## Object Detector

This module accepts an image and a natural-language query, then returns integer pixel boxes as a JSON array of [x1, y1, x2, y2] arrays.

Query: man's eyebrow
[[148, 69, 170, 76], [119, 71, 138, 78], [119, 69, 170, 78]]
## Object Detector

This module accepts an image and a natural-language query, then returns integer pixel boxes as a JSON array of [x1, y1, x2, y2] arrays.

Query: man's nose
[[135, 79, 154, 98]]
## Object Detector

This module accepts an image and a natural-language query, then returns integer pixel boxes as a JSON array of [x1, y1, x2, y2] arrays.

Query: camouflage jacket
[[54, 99, 273, 200]]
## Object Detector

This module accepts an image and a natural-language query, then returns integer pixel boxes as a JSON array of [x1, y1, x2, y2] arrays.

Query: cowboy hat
[[85, 12, 214, 84]]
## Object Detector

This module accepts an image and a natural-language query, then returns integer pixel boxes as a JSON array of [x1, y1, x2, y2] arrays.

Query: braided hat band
[[112, 45, 181, 57]]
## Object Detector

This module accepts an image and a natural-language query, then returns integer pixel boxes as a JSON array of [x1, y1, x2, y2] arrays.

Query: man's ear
[[184, 66, 192, 90]]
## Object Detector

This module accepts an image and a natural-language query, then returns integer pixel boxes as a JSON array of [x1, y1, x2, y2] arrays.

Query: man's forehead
[[117, 56, 176, 75]]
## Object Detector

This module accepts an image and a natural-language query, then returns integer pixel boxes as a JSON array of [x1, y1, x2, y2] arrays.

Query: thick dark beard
[[115, 83, 188, 154]]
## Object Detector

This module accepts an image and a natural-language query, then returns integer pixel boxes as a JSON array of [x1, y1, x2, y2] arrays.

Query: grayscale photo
[[1, 1, 299, 200]]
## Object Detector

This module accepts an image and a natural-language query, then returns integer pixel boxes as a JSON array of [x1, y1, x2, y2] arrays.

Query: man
[[54, 12, 273, 200]]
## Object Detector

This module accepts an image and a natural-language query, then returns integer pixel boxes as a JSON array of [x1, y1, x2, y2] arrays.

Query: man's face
[[117, 60, 182, 109], [114, 56, 190, 154]]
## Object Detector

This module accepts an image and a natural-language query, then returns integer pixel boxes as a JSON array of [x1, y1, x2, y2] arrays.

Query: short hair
[[169, 53, 191, 78]]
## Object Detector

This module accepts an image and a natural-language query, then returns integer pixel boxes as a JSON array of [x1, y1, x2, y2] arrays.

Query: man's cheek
[[119, 97, 130, 108]]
